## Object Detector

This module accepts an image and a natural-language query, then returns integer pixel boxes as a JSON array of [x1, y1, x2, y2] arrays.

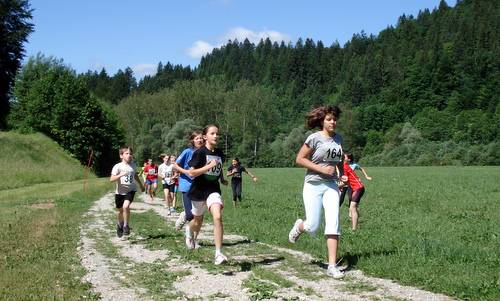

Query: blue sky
[[24, 0, 454, 78]]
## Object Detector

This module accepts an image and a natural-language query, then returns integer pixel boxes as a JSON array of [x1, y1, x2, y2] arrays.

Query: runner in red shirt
[[144, 158, 158, 202], [339, 153, 367, 231]]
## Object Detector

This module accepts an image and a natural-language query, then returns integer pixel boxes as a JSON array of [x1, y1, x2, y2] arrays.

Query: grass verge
[[0, 178, 111, 300]]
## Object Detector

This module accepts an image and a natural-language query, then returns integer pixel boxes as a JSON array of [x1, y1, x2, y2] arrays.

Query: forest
[[9, 0, 499, 170]]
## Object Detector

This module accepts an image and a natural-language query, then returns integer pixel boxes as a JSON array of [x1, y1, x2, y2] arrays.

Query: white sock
[[185, 224, 192, 238], [215, 249, 222, 257]]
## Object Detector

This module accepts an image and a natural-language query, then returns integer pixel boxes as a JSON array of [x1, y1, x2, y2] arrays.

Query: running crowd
[[109, 105, 372, 277]]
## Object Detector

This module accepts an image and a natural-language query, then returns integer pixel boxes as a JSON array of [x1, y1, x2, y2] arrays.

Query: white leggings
[[302, 181, 341, 236]]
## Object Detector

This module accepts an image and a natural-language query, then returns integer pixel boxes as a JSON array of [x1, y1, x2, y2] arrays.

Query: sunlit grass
[[219, 166, 500, 301], [0, 131, 93, 190], [0, 178, 111, 300]]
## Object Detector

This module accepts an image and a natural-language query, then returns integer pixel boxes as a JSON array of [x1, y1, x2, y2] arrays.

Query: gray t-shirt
[[304, 132, 343, 183], [111, 161, 137, 195]]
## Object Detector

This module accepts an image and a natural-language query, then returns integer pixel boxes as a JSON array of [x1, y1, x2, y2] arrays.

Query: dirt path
[[79, 193, 457, 300]]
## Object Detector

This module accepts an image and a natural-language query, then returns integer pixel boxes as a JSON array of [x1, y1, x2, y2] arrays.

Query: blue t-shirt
[[176, 147, 195, 192]]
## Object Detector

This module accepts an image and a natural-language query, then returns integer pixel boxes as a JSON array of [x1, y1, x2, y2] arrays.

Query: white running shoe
[[288, 219, 303, 243], [214, 253, 228, 265], [175, 211, 186, 230], [327, 265, 345, 279], [194, 240, 201, 249]]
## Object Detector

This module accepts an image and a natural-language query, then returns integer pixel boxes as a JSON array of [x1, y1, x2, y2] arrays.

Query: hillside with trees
[[108, 0, 499, 166], [8, 0, 499, 169]]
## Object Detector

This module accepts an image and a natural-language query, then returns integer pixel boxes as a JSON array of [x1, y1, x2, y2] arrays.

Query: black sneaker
[[117, 224, 123, 238], [123, 225, 130, 236]]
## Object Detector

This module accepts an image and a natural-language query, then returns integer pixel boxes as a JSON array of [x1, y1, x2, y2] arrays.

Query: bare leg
[[326, 235, 339, 265], [189, 215, 204, 233], [123, 200, 131, 226], [210, 204, 223, 250], [172, 191, 177, 208], [349, 203, 359, 230], [117, 208, 124, 224], [163, 189, 169, 207]]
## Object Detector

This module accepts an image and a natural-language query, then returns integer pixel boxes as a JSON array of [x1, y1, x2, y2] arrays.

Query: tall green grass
[[0, 131, 92, 190], [0, 178, 112, 300], [220, 166, 500, 301]]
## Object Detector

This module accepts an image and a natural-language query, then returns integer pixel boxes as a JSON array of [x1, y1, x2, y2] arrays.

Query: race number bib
[[148, 168, 156, 175], [120, 172, 133, 185], [205, 155, 222, 177], [322, 143, 343, 163]]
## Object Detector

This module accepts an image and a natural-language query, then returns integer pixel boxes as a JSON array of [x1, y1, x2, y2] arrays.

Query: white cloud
[[187, 41, 216, 59], [186, 27, 291, 59], [131, 64, 157, 77]]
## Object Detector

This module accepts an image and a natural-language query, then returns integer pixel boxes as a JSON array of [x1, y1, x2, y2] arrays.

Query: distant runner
[[226, 157, 257, 207], [109, 146, 144, 237]]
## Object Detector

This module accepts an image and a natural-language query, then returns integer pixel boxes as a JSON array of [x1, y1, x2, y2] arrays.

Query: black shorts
[[115, 191, 135, 208], [350, 187, 365, 204], [162, 183, 176, 193]]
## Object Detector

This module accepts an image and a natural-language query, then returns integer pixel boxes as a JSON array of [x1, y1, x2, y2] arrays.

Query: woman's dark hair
[[188, 130, 203, 146], [305, 105, 341, 129], [202, 124, 219, 135], [233, 157, 240, 165], [346, 153, 354, 162]]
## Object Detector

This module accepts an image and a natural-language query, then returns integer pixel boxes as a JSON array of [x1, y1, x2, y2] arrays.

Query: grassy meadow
[[1, 130, 498, 300], [217, 166, 500, 301], [0, 132, 93, 190], [0, 131, 110, 300]]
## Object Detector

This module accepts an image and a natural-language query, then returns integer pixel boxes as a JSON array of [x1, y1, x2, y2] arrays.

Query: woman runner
[[288, 105, 345, 279]]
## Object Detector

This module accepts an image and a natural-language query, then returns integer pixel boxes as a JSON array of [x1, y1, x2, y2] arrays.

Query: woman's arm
[[176, 160, 217, 178], [360, 167, 372, 180], [296, 144, 335, 175], [183, 160, 216, 178], [244, 169, 258, 182]]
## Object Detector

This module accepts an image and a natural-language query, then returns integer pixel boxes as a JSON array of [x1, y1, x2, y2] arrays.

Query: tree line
[[111, 0, 499, 166], [4, 0, 499, 173]]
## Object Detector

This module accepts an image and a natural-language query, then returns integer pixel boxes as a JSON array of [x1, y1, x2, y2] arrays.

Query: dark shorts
[[350, 187, 365, 204], [115, 191, 135, 208], [145, 179, 157, 185], [162, 183, 176, 192]]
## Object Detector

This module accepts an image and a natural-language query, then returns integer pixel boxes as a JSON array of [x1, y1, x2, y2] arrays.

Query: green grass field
[[0, 131, 93, 190], [218, 166, 500, 301], [0, 131, 107, 300], [1, 131, 498, 300]]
